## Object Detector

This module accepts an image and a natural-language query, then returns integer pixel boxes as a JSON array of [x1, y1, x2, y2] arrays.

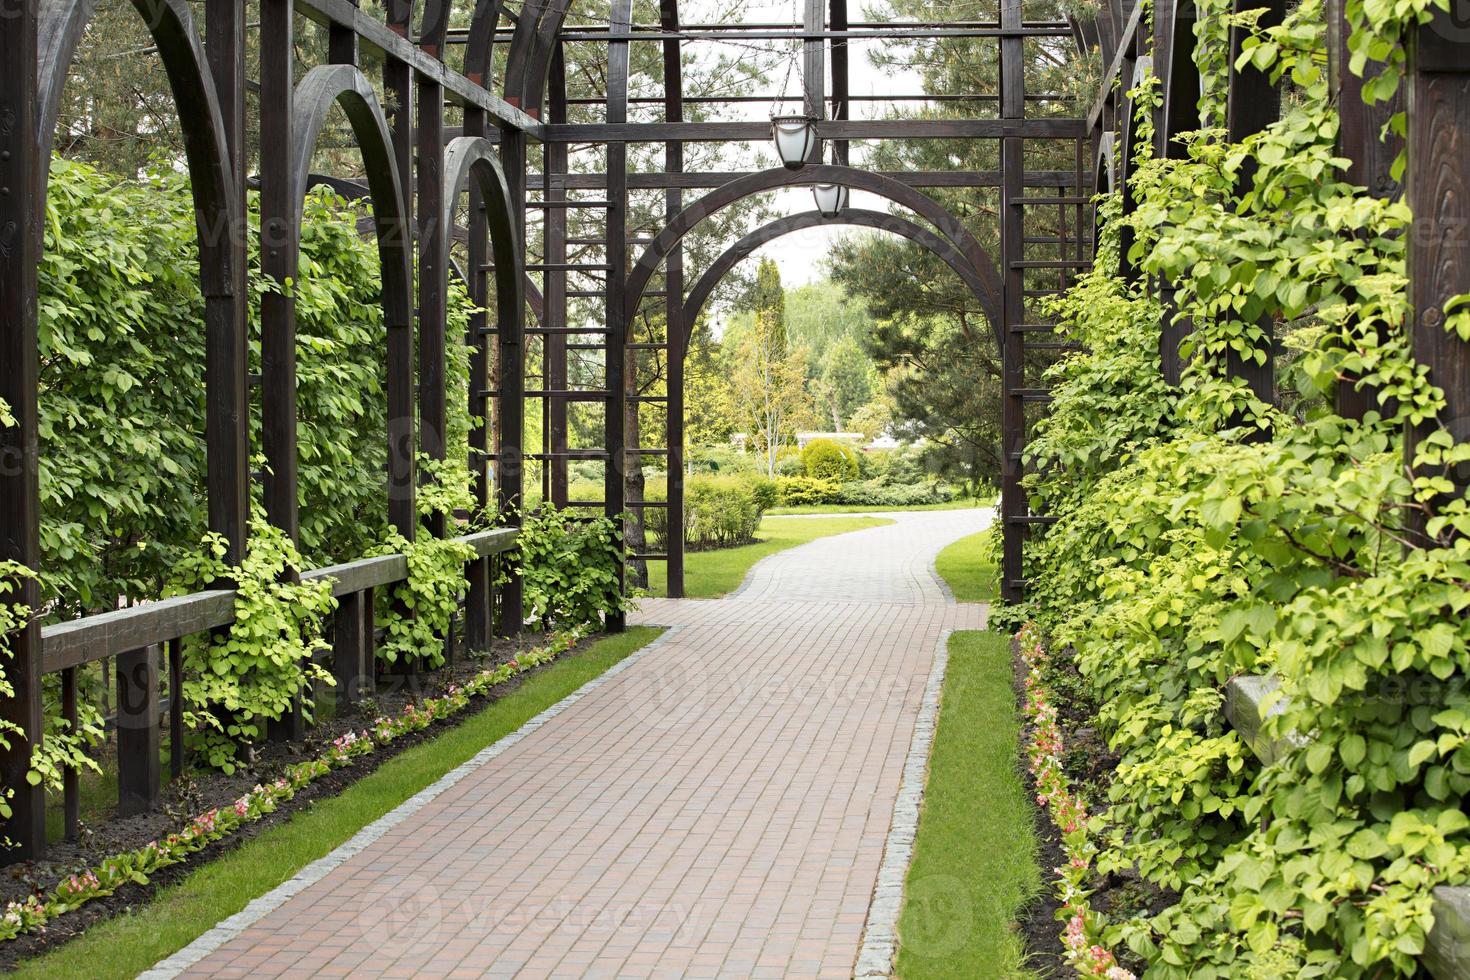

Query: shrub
[[835, 478, 955, 507], [774, 451, 806, 477], [746, 475, 779, 512], [517, 505, 627, 630], [689, 445, 756, 475], [801, 438, 860, 481], [858, 446, 928, 483], [685, 475, 765, 550], [776, 476, 842, 506]]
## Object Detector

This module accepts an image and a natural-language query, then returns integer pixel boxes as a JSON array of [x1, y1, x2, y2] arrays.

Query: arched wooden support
[[464, 0, 510, 87], [683, 210, 1000, 336], [443, 137, 526, 648], [626, 165, 1005, 356], [21, 0, 249, 852], [1159, 0, 1201, 160], [291, 65, 417, 537]]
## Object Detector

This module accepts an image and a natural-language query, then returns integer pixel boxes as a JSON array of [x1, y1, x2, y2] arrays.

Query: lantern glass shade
[[771, 115, 818, 170], [812, 183, 849, 218]]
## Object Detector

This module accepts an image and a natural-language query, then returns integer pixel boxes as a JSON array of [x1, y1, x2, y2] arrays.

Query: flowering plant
[[1018, 624, 1135, 980]]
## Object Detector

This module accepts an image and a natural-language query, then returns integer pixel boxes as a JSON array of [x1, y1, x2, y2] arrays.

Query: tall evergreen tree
[[750, 258, 788, 358]]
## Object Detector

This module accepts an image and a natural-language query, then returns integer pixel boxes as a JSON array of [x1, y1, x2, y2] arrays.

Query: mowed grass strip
[[645, 515, 892, 598], [896, 630, 1043, 979], [12, 627, 664, 980], [934, 528, 1000, 603]]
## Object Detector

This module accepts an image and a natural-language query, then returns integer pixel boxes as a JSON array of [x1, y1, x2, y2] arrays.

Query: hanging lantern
[[812, 183, 849, 218], [770, 114, 819, 170]]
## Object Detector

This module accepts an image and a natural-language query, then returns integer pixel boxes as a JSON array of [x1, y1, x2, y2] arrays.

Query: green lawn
[[765, 498, 994, 516], [13, 627, 664, 980], [896, 631, 1042, 979], [934, 529, 1000, 602], [644, 516, 893, 598]]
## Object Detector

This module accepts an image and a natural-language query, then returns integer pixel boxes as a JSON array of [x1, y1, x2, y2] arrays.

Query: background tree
[[729, 310, 813, 477], [829, 0, 1093, 489], [814, 335, 874, 430]]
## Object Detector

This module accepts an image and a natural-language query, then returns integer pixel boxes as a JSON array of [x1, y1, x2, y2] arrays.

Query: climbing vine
[[517, 505, 629, 632], [170, 515, 336, 773], [1000, 0, 1470, 975]]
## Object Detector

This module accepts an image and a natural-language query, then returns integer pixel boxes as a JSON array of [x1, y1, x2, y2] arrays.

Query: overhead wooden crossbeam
[[550, 170, 1087, 189], [293, 0, 540, 133], [546, 119, 1088, 141]]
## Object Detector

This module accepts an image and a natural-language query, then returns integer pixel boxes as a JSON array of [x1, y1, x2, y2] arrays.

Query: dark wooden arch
[[626, 164, 1005, 353], [37, 0, 242, 296], [442, 136, 527, 506], [291, 65, 417, 533], [682, 209, 1001, 346]]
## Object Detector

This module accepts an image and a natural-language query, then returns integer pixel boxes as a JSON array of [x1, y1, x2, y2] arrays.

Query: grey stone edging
[[139, 625, 681, 980], [853, 627, 953, 978]]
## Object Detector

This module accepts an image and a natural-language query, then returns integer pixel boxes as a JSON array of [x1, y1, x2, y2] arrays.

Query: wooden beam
[[550, 170, 1084, 189], [661, 0, 687, 598], [293, 0, 542, 135], [804, 0, 827, 123], [545, 119, 1088, 143], [1406, 0, 1470, 509], [1223, 0, 1287, 420], [38, 530, 517, 675], [605, 0, 633, 632], [1328, 0, 1404, 420], [260, 0, 300, 540], [1000, 0, 1028, 604], [0, 0, 47, 861]]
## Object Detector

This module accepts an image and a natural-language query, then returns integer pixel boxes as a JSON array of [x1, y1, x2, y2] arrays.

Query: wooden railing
[[1223, 675, 1470, 978], [40, 528, 517, 841]]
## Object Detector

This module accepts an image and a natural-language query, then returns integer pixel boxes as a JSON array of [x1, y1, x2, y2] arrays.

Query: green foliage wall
[[36, 158, 478, 619], [998, 0, 1470, 975]]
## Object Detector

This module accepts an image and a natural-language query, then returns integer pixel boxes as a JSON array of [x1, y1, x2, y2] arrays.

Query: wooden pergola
[[3, 0, 1465, 867]]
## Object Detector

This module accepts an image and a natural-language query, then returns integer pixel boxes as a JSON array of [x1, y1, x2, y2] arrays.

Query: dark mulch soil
[[0, 632, 602, 971], [1012, 637, 1167, 978]]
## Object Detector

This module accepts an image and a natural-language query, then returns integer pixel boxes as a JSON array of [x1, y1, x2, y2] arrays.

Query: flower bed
[[1017, 623, 1135, 980], [0, 626, 587, 943]]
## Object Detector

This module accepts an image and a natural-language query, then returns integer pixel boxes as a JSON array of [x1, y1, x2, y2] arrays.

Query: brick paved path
[[164, 509, 993, 979]]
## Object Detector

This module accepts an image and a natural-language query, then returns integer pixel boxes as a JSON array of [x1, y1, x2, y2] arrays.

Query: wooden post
[[384, 44, 417, 541], [464, 105, 494, 653], [256, 0, 309, 740], [546, 50, 571, 513], [662, 4, 687, 599], [168, 639, 185, 778], [1406, 0, 1470, 510], [418, 73, 448, 539], [333, 590, 373, 705], [202, 0, 250, 567], [0, 0, 47, 860], [500, 127, 528, 636], [1000, 0, 1027, 603], [61, 668, 79, 840], [116, 646, 161, 817], [1328, 0, 1405, 420], [1224, 0, 1286, 417], [259, 0, 298, 539], [604, 0, 632, 631]]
